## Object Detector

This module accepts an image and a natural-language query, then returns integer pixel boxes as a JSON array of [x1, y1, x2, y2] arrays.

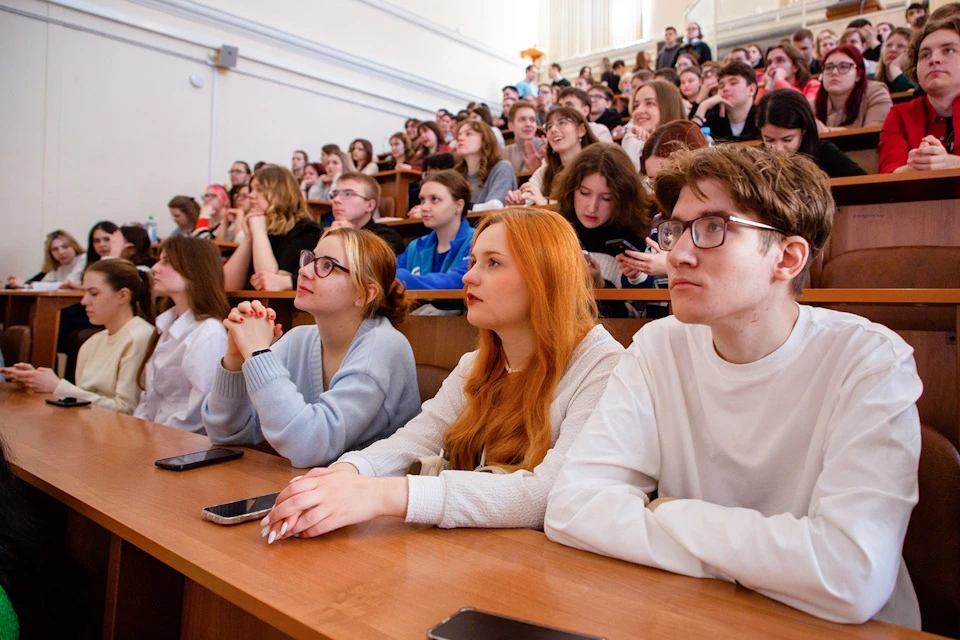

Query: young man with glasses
[[558, 87, 614, 142], [329, 172, 405, 255], [546, 145, 922, 629], [586, 85, 622, 131]]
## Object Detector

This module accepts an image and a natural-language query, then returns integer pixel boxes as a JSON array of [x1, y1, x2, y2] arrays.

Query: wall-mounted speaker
[[217, 45, 239, 68]]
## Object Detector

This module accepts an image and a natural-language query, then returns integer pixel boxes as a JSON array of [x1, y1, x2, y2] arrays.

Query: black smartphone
[[604, 238, 639, 255], [201, 492, 280, 525], [45, 397, 92, 407], [154, 448, 243, 471], [427, 608, 606, 640]]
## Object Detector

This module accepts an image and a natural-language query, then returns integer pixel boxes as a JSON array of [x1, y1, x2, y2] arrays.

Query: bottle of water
[[700, 126, 714, 147], [145, 216, 159, 244]]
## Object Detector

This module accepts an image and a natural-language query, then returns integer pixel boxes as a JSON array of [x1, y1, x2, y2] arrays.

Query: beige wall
[[0, 0, 539, 279]]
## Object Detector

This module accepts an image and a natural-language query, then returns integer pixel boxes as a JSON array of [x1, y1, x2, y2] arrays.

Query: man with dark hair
[[547, 144, 922, 630], [601, 59, 626, 93], [653, 67, 681, 87], [516, 64, 539, 99], [229, 161, 251, 187], [726, 47, 749, 64], [847, 18, 883, 60], [496, 85, 521, 127], [657, 26, 682, 70], [587, 85, 622, 131], [791, 28, 822, 74], [690, 61, 760, 142], [906, 2, 927, 27], [548, 62, 570, 87], [557, 87, 614, 142]]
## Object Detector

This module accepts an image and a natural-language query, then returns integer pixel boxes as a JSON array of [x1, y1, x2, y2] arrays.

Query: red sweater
[[878, 94, 960, 173]]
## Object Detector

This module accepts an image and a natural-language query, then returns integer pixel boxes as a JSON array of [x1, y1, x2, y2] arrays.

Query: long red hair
[[443, 208, 598, 472]]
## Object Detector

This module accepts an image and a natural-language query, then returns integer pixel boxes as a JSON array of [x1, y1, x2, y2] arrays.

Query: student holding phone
[[260, 208, 623, 543], [3, 260, 155, 414], [202, 227, 421, 468], [134, 236, 229, 433]]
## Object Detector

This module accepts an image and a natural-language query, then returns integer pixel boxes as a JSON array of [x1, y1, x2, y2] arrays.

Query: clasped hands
[[222, 300, 283, 370]]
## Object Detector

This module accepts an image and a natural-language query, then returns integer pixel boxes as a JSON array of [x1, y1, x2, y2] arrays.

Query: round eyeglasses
[[299, 250, 351, 278], [656, 215, 787, 251]]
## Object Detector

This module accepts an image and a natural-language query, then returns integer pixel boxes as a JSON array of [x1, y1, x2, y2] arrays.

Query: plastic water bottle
[[700, 126, 714, 147], [145, 216, 159, 244]]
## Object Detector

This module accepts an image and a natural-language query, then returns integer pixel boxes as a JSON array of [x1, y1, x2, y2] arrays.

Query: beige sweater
[[54, 316, 155, 414], [824, 80, 892, 129]]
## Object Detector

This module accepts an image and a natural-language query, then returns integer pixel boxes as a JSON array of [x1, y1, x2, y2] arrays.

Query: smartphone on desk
[[428, 608, 606, 640], [155, 448, 243, 471], [201, 492, 279, 526], [45, 397, 91, 408], [604, 238, 639, 255]]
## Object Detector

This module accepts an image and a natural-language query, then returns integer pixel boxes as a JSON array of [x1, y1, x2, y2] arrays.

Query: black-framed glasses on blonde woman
[[299, 250, 351, 278]]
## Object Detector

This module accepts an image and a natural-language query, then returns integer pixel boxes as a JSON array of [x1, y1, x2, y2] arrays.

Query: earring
[[355, 300, 362, 307]]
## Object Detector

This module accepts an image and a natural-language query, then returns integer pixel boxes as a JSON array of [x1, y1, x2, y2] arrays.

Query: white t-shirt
[[546, 305, 923, 628]]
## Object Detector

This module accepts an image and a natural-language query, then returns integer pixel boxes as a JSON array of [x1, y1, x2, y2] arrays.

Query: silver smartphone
[[201, 492, 279, 526]]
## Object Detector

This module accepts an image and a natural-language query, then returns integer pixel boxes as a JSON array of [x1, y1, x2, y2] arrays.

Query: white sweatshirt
[[338, 324, 624, 529], [546, 305, 922, 629]]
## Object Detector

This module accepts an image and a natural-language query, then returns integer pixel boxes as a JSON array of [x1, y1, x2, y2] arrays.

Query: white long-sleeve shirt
[[337, 324, 623, 529], [134, 308, 226, 433], [546, 305, 922, 629]]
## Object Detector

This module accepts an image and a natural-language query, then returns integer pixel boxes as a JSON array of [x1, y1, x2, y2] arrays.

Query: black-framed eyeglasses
[[656, 215, 788, 251], [299, 250, 351, 278], [329, 189, 375, 202], [823, 62, 856, 74]]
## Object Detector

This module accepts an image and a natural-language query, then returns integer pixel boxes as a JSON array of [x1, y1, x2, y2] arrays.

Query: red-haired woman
[[814, 45, 892, 132]]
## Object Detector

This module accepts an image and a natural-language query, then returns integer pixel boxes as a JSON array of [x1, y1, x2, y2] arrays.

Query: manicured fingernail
[[260, 516, 269, 526], [238, 317, 244, 323], [268, 530, 276, 544], [289, 475, 303, 483], [259, 311, 265, 317], [280, 522, 288, 536], [261, 526, 269, 538], [248, 309, 255, 315]]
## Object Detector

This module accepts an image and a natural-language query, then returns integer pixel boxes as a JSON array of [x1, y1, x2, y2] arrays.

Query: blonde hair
[[442, 208, 598, 472], [251, 165, 311, 235], [42, 230, 84, 274]]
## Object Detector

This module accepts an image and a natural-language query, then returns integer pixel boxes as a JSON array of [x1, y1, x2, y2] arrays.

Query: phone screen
[[157, 449, 240, 468], [204, 493, 279, 519], [429, 609, 604, 640]]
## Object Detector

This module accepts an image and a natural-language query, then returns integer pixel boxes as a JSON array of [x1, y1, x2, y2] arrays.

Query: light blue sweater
[[201, 316, 421, 468]]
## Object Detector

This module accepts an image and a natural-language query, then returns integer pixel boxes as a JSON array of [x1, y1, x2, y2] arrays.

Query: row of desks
[[0, 384, 935, 639]]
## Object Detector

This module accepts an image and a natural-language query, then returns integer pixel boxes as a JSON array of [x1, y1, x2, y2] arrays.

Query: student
[[134, 236, 228, 433], [815, 46, 892, 131], [877, 22, 894, 43], [435, 109, 454, 144], [536, 83, 554, 125], [3, 260, 155, 414], [5, 230, 86, 290], [601, 59, 625, 93], [392, 170, 475, 294], [118, 226, 156, 268], [328, 172, 405, 255], [875, 27, 918, 93], [260, 208, 624, 542], [410, 121, 453, 170], [516, 64, 539, 99], [622, 80, 686, 171], [312, 150, 356, 200], [453, 120, 516, 209], [575, 76, 594, 92], [817, 30, 839, 60], [558, 87, 614, 142], [727, 47, 749, 64], [223, 165, 323, 291], [223, 183, 252, 242], [691, 61, 760, 142], [840, 28, 879, 75], [906, 2, 927, 28], [382, 132, 415, 171], [404, 119, 422, 148], [587, 85, 623, 131], [880, 16, 960, 173], [555, 144, 651, 317], [548, 62, 570, 87], [757, 43, 821, 102], [653, 67, 682, 88], [466, 105, 506, 148], [850, 18, 884, 61], [746, 43, 765, 69], [504, 101, 546, 173], [657, 26, 682, 70], [204, 227, 419, 467], [497, 85, 521, 128], [349, 139, 380, 176], [506, 107, 600, 205], [679, 67, 703, 115], [792, 28, 823, 74], [291, 150, 308, 181], [300, 162, 322, 199], [83, 221, 124, 269], [757, 89, 866, 177], [195, 184, 231, 239], [545, 143, 923, 629], [674, 53, 699, 72], [229, 160, 251, 188], [680, 22, 712, 64], [167, 196, 201, 237]]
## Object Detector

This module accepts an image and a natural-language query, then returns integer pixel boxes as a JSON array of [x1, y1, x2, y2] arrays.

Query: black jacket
[[362, 218, 406, 256], [594, 108, 623, 131], [812, 141, 867, 178], [703, 104, 761, 142]]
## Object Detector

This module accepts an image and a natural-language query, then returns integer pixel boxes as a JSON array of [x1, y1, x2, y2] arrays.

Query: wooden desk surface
[[820, 126, 881, 151], [0, 386, 929, 640], [830, 169, 960, 206]]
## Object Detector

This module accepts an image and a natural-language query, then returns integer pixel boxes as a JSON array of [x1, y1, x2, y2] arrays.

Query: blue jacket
[[396, 219, 475, 290]]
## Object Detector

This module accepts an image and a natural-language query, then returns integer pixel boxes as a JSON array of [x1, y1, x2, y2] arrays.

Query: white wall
[[0, 0, 540, 278]]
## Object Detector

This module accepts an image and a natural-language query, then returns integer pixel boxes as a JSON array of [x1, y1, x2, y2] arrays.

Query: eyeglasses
[[656, 215, 787, 250], [328, 189, 374, 202], [823, 62, 856, 74], [544, 117, 574, 132], [588, 94, 607, 102], [299, 250, 351, 278]]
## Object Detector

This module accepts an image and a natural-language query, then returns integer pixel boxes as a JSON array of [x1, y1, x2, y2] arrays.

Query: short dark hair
[[550, 62, 562, 71], [730, 47, 748, 56], [612, 59, 625, 69], [665, 26, 677, 33], [792, 28, 814, 41], [588, 84, 615, 101], [559, 86, 591, 108], [653, 67, 681, 87], [502, 85, 520, 95], [321, 144, 341, 155], [422, 152, 455, 173], [525, 64, 536, 72], [847, 18, 872, 28], [718, 60, 759, 86]]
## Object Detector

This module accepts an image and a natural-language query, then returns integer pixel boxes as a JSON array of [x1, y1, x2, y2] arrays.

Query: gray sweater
[[201, 316, 421, 468], [467, 160, 517, 207]]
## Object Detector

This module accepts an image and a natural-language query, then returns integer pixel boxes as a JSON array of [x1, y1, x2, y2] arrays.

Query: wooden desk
[[0, 386, 930, 640], [306, 200, 332, 224], [890, 90, 916, 104], [0, 290, 84, 368], [213, 240, 239, 256], [821, 126, 881, 174], [375, 170, 422, 218]]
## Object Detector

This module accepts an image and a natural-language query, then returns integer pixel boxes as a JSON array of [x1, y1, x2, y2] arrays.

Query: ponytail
[[134, 268, 156, 324], [84, 259, 155, 323], [378, 279, 409, 327]]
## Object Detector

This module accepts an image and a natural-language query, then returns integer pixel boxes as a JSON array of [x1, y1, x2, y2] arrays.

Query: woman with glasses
[[757, 89, 866, 178], [223, 165, 322, 291], [814, 46, 892, 131], [194, 184, 231, 240], [875, 27, 919, 93], [203, 227, 420, 468]]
